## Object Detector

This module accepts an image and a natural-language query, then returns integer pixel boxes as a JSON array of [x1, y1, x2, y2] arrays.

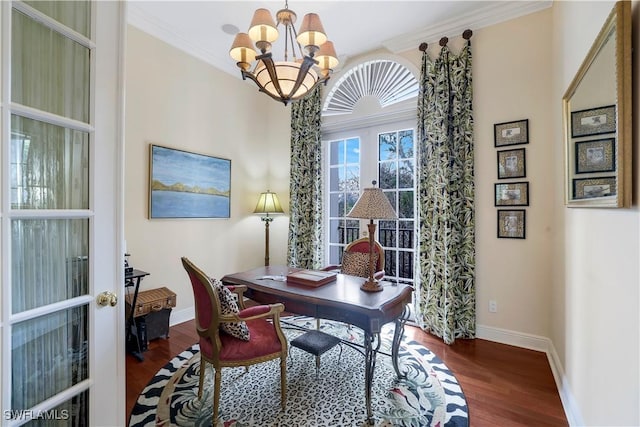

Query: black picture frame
[[497, 209, 526, 239], [575, 138, 615, 174], [573, 176, 617, 200], [497, 148, 526, 179], [149, 144, 231, 219], [571, 105, 616, 138], [494, 182, 529, 206], [494, 119, 529, 147]]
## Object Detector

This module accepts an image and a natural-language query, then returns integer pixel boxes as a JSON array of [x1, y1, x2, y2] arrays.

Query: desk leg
[[363, 331, 381, 426], [391, 305, 410, 379]]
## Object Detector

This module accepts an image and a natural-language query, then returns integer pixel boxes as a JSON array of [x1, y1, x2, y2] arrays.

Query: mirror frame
[[562, 1, 632, 208]]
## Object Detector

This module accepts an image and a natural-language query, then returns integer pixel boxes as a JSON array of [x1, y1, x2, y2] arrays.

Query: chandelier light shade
[[229, 1, 339, 105], [347, 183, 397, 292]]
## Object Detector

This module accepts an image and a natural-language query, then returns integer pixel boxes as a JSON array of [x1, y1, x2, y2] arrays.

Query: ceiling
[[127, 1, 551, 79]]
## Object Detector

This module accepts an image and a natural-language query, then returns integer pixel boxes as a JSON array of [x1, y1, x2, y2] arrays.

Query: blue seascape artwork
[[150, 145, 231, 218]]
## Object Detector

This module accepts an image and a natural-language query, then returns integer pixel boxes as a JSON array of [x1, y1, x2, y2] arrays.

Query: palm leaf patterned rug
[[129, 316, 468, 427]]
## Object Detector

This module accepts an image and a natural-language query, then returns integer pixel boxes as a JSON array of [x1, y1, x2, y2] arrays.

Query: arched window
[[322, 58, 418, 288]]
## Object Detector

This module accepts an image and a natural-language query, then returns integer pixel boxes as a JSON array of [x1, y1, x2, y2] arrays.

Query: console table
[[222, 265, 413, 425], [125, 269, 150, 362]]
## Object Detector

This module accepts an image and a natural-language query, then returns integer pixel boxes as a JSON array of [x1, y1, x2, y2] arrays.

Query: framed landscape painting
[[149, 144, 231, 219]]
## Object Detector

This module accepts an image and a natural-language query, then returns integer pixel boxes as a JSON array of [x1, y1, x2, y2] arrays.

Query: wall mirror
[[563, 1, 631, 208]]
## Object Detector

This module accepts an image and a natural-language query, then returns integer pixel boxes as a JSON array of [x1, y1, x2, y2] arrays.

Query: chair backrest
[[181, 257, 221, 337], [344, 237, 385, 273]]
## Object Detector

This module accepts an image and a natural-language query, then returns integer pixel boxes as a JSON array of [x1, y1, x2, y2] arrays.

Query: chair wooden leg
[[213, 368, 221, 425], [198, 356, 205, 400], [280, 356, 287, 410]]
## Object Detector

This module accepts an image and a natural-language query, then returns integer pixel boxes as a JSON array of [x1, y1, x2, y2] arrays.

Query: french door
[[1, 1, 124, 425]]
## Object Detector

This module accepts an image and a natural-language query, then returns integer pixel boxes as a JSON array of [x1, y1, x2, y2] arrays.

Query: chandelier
[[229, 1, 339, 105]]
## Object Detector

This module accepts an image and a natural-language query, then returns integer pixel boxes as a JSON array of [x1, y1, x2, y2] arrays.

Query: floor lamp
[[254, 190, 284, 266], [347, 183, 397, 292]]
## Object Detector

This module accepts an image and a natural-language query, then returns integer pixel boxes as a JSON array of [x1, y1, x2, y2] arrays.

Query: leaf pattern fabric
[[287, 86, 324, 269], [416, 42, 476, 345]]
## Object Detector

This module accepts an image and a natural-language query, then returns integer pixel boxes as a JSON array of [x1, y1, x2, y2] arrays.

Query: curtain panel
[[287, 86, 324, 269], [416, 41, 476, 345]]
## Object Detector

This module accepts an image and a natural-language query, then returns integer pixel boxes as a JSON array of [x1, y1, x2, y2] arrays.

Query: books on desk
[[286, 270, 338, 287]]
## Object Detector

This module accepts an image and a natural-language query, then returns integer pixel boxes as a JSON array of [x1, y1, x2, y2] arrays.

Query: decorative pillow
[[341, 251, 378, 278], [211, 278, 250, 341]]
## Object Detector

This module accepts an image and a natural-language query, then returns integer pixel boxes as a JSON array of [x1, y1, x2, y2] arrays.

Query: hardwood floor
[[126, 320, 568, 426]]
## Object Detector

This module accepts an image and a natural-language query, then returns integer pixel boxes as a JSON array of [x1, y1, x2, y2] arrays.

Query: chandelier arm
[[256, 53, 287, 100], [286, 55, 317, 99]]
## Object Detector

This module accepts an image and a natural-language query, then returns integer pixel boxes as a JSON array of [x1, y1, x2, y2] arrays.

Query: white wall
[[552, 2, 640, 425], [124, 26, 291, 323]]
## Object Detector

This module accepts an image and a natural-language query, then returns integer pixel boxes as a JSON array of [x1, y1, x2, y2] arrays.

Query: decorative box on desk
[[126, 286, 176, 343]]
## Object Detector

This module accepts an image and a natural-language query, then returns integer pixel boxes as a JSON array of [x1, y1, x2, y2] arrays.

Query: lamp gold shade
[[347, 185, 397, 292], [255, 191, 284, 266]]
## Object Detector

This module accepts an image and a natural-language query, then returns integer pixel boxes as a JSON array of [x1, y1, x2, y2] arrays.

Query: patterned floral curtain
[[287, 86, 323, 269], [416, 39, 475, 345]]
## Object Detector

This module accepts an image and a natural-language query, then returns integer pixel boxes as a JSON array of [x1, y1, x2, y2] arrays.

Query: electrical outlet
[[489, 300, 498, 313]]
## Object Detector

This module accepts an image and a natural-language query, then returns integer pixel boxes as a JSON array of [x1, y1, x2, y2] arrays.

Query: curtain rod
[[419, 29, 472, 51]]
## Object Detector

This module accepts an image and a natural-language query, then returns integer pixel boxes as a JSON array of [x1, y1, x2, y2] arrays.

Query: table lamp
[[346, 182, 397, 292], [254, 190, 284, 266]]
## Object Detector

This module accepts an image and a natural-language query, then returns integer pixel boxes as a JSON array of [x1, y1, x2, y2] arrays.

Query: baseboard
[[477, 324, 583, 426], [169, 306, 194, 327]]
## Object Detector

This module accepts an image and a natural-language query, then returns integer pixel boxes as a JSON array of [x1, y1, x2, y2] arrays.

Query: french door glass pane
[[11, 9, 90, 123], [22, 390, 89, 427], [12, 305, 88, 410], [11, 115, 89, 210], [12, 219, 89, 314], [23, 1, 91, 37]]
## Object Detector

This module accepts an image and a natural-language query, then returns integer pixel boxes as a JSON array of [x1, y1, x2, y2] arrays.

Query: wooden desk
[[222, 265, 413, 425]]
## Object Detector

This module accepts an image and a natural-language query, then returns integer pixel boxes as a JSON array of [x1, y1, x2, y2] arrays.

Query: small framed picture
[[497, 209, 526, 239], [575, 138, 615, 174], [573, 176, 616, 199], [497, 148, 526, 179], [571, 105, 616, 137], [494, 119, 529, 147], [495, 182, 529, 206]]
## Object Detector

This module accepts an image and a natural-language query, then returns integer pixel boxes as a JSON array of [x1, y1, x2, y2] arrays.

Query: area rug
[[129, 316, 468, 427]]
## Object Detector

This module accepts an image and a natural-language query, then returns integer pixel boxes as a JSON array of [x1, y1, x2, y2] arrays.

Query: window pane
[[398, 250, 413, 278], [329, 219, 343, 243], [11, 115, 89, 210], [12, 9, 90, 122], [399, 190, 414, 218], [346, 192, 359, 216], [346, 138, 359, 163], [329, 193, 342, 216], [399, 220, 414, 249], [329, 167, 343, 192], [329, 245, 342, 265], [399, 160, 414, 188], [379, 132, 397, 160], [12, 305, 88, 410], [23, 1, 91, 37], [12, 219, 89, 313], [345, 219, 360, 243], [399, 130, 414, 159], [379, 162, 396, 189], [344, 165, 359, 191], [330, 140, 343, 165]]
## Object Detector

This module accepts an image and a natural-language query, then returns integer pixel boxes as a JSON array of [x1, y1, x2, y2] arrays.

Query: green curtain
[[287, 86, 324, 269], [416, 41, 475, 345]]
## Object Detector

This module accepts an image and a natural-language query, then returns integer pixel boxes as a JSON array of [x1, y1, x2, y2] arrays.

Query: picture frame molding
[[497, 209, 526, 239], [149, 144, 231, 219], [494, 181, 529, 207], [497, 148, 526, 179], [494, 119, 529, 147]]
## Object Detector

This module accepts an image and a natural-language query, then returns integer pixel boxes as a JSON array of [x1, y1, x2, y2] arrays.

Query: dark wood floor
[[126, 320, 568, 426]]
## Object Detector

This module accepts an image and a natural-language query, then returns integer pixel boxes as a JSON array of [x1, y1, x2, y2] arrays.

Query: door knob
[[97, 291, 118, 307]]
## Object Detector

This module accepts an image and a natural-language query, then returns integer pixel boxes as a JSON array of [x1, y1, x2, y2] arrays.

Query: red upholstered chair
[[324, 237, 385, 280], [181, 257, 287, 424]]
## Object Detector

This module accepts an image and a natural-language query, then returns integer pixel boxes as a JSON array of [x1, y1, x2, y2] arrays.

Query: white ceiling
[[127, 1, 551, 79]]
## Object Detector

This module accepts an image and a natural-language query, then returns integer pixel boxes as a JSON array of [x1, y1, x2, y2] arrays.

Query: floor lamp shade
[[254, 191, 284, 266], [347, 186, 397, 292]]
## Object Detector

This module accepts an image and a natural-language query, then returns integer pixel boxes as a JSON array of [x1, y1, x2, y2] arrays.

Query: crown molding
[[127, 3, 235, 75], [383, 1, 553, 53]]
